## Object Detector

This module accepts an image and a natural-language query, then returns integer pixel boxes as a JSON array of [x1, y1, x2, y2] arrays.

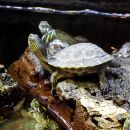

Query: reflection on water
[[0, 112, 36, 130]]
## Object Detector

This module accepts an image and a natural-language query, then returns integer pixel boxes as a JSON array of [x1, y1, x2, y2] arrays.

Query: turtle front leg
[[50, 71, 64, 91], [98, 64, 110, 95], [99, 72, 110, 95]]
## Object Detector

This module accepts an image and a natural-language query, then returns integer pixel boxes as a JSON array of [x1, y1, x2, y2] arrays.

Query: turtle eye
[[43, 27, 49, 33]]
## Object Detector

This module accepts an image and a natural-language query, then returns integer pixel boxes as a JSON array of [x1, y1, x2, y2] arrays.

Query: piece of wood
[[7, 48, 77, 130], [0, 0, 130, 12]]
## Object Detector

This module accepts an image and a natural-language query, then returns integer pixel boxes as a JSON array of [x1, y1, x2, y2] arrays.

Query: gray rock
[[56, 79, 129, 129], [105, 43, 130, 112], [0, 64, 17, 96]]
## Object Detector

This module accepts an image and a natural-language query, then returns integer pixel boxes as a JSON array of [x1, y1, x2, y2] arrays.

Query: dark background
[[0, 1, 130, 67]]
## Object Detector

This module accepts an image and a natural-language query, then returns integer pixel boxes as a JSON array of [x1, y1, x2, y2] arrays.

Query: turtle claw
[[50, 72, 62, 95], [50, 71, 63, 89], [101, 84, 110, 95]]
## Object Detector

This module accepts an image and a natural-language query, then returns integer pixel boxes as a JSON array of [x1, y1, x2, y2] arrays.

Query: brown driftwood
[[8, 48, 96, 130]]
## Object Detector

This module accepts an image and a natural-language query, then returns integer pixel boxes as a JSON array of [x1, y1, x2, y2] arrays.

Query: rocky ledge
[[7, 44, 130, 129]]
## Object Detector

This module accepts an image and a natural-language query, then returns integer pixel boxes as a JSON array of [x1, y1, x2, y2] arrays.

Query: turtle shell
[[47, 43, 113, 69]]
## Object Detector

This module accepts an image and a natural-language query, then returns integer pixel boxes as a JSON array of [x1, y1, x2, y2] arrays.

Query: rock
[[72, 101, 97, 130], [0, 64, 17, 95], [0, 64, 24, 120], [56, 78, 102, 101], [56, 79, 130, 129], [81, 96, 129, 129], [104, 43, 130, 112]]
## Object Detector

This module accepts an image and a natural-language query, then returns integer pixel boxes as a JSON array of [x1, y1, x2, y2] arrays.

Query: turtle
[[28, 34, 113, 93], [39, 21, 77, 45], [38, 21, 87, 59]]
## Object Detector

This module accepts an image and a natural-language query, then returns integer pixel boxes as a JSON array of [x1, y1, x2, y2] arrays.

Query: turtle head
[[28, 34, 47, 58], [39, 21, 53, 35], [118, 42, 130, 57], [39, 21, 56, 44], [28, 34, 54, 72]]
